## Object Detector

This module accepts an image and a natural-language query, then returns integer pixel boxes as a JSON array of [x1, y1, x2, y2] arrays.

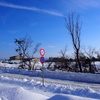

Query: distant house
[[9, 56, 39, 64], [32, 58, 40, 62], [9, 56, 23, 64], [23, 58, 40, 62], [10, 56, 23, 60]]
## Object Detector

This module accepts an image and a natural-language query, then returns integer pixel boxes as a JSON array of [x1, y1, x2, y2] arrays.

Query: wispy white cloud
[[75, 0, 100, 9], [0, 42, 7, 45], [63, 0, 100, 11], [48, 46, 55, 48], [7, 30, 18, 34], [9, 43, 14, 45], [0, 42, 14, 46], [0, 2, 63, 17], [30, 23, 38, 26]]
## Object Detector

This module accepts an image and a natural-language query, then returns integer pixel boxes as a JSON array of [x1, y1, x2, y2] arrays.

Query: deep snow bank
[[0, 83, 99, 100], [0, 62, 100, 83], [0, 68, 100, 84], [0, 75, 100, 100], [0, 84, 48, 100], [47, 94, 99, 100]]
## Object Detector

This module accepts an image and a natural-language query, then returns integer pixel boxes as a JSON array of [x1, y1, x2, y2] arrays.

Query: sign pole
[[40, 48, 45, 87], [42, 63, 44, 86]]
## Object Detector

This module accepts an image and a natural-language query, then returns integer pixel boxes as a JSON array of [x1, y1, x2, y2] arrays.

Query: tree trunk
[[88, 59, 92, 73], [76, 50, 82, 72], [28, 60, 32, 70]]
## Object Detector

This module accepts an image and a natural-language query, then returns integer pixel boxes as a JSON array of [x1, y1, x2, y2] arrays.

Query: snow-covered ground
[[0, 62, 100, 100], [0, 73, 100, 100], [0, 84, 48, 100], [0, 84, 98, 100]]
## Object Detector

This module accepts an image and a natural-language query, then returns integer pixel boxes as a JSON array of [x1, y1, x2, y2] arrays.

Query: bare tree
[[26, 43, 41, 70], [14, 35, 41, 70], [84, 46, 97, 73], [59, 45, 68, 59], [64, 12, 82, 72], [95, 50, 100, 60], [84, 46, 96, 60], [58, 45, 70, 71], [79, 52, 86, 61]]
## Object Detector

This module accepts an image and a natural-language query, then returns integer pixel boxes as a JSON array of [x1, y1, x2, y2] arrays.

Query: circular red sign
[[40, 49, 45, 56]]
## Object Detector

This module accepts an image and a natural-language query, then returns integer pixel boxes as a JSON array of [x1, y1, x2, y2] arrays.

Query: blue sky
[[0, 0, 100, 59]]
